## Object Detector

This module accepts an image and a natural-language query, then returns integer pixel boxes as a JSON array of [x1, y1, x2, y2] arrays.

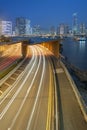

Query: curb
[[60, 61, 87, 122]]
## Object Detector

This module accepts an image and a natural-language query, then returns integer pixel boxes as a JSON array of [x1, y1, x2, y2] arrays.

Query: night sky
[[0, 0, 87, 28]]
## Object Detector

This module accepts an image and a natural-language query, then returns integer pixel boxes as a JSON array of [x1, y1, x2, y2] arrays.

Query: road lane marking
[[46, 64, 53, 130], [16, 69, 22, 72], [10, 77, 16, 80], [13, 73, 19, 76], [8, 46, 42, 129], [0, 90, 3, 94], [0, 46, 34, 105], [55, 80, 58, 130], [26, 48, 45, 130], [0, 47, 37, 120], [4, 82, 10, 87], [55, 68, 64, 73], [8, 128, 10, 130]]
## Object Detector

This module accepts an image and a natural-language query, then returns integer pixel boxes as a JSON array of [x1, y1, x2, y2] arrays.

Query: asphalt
[[0, 45, 87, 130], [55, 60, 87, 130], [0, 45, 55, 130]]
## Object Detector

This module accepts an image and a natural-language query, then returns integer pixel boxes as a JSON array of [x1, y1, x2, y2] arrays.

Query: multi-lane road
[[0, 45, 56, 130], [0, 44, 87, 130], [0, 44, 21, 71]]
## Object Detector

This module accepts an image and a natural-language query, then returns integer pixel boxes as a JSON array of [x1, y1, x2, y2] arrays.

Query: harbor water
[[61, 37, 87, 105], [61, 38, 87, 70], [12, 36, 87, 105]]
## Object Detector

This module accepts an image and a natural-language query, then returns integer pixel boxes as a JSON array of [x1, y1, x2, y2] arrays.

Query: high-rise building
[[50, 26, 55, 35], [32, 25, 41, 35], [72, 13, 78, 35], [57, 24, 69, 36], [79, 23, 86, 35], [0, 20, 12, 36], [59, 24, 65, 35], [15, 17, 32, 36]]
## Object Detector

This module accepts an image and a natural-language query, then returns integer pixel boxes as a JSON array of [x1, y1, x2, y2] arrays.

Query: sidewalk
[[55, 60, 87, 130]]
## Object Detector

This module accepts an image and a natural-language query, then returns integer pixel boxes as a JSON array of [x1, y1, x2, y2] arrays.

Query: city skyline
[[0, 0, 87, 29]]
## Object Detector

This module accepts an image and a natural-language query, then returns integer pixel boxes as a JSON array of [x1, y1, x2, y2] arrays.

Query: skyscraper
[[0, 20, 12, 36], [79, 23, 86, 35], [32, 25, 41, 35], [50, 26, 55, 35], [15, 17, 32, 36], [57, 24, 69, 36], [72, 13, 78, 35]]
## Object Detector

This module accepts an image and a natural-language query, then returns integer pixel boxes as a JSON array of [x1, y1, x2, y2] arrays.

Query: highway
[[0, 44, 21, 71], [0, 44, 87, 130], [0, 45, 55, 130]]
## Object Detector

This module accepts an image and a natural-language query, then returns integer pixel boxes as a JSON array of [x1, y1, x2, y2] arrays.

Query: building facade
[[50, 26, 55, 35], [79, 23, 86, 35], [32, 25, 41, 35], [15, 17, 32, 36], [57, 24, 69, 36], [72, 13, 78, 35], [0, 20, 12, 36]]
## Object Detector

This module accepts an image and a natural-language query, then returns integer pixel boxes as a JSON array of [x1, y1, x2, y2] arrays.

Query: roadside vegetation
[[0, 35, 12, 42]]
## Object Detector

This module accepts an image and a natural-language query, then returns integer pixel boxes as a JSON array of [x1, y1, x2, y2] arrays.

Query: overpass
[[0, 40, 60, 79], [0, 40, 60, 58], [22, 40, 60, 57]]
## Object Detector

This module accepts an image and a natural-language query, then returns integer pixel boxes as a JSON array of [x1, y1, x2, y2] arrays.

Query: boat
[[73, 36, 86, 41], [77, 37, 86, 41]]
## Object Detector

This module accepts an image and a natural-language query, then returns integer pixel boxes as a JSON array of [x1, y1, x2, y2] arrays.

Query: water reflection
[[79, 40, 86, 44], [62, 38, 87, 70], [79, 40, 86, 50]]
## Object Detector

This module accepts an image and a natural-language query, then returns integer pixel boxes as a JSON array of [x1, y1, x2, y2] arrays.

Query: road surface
[[0, 45, 55, 130], [0, 44, 87, 130]]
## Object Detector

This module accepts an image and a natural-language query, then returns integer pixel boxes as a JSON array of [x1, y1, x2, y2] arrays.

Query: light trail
[[0, 46, 34, 105], [38, 45, 54, 130], [0, 45, 56, 130], [26, 46, 45, 130], [8, 45, 42, 129], [0, 46, 38, 120], [0, 45, 21, 71]]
